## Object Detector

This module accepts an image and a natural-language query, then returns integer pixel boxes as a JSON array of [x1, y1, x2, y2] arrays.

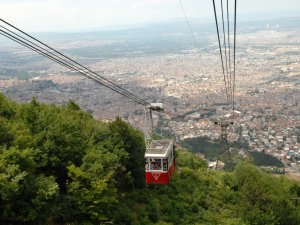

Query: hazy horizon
[[0, 0, 300, 32]]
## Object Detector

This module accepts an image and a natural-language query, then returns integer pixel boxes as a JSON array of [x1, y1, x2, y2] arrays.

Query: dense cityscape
[[0, 18, 300, 176]]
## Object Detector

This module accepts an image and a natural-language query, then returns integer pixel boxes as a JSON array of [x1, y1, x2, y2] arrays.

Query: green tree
[[33, 103, 91, 192], [0, 117, 14, 147], [0, 93, 15, 119], [63, 146, 120, 223], [235, 163, 299, 225], [175, 148, 207, 169], [19, 97, 41, 134], [108, 117, 146, 190], [0, 147, 58, 224]]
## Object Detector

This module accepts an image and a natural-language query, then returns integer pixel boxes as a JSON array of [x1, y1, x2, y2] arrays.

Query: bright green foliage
[[0, 147, 58, 224], [0, 94, 145, 224], [65, 147, 120, 223], [111, 151, 300, 225], [0, 93, 15, 119], [176, 148, 208, 169], [0, 117, 13, 146], [235, 163, 300, 225], [108, 117, 146, 190], [0, 93, 299, 225]]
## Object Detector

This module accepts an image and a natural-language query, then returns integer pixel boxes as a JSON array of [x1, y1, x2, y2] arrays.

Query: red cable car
[[145, 140, 175, 185]]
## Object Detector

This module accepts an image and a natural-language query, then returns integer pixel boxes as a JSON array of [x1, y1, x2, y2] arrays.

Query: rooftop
[[145, 139, 173, 156]]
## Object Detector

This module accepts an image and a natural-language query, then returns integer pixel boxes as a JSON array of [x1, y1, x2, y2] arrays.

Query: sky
[[0, 0, 300, 32]]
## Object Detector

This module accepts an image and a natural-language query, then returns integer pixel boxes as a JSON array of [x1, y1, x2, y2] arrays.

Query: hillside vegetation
[[0, 93, 300, 225]]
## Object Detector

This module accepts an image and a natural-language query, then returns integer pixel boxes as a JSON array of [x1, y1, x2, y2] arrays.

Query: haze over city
[[0, 0, 300, 32]]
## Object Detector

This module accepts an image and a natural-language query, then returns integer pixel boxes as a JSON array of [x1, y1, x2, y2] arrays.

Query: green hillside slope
[[0, 93, 299, 225]]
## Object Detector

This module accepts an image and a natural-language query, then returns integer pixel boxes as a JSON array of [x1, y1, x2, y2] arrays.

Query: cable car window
[[145, 159, 149, 171], [150, 158, 162, 170], [163, 159, 168, 171]]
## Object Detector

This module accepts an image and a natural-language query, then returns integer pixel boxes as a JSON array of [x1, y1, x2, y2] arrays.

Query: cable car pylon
[[213, 118, 234, 170]]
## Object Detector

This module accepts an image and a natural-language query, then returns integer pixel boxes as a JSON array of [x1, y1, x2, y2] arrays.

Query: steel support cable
[[0, 19, 148, 106], [0, 26, 147, 106], [226, 0, 233, 110], [233, 0, 237, 114], [212, 0, 230, 104], [1, 24, 146, 107], [0, 29, 148, 106], [0, 31, 139, 104], [178, 0, 199, 49], [0, 33, 146, 107], [178, 0, 209, 84], [220, 0, 232, 104]]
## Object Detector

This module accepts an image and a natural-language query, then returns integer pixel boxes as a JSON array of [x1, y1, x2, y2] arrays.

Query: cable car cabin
[[145, 140, 175, 185]]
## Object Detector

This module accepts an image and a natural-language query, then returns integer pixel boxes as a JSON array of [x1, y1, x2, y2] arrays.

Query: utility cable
[[0, 19, 148, 107], [0, 28, 147, 106], [0, 31, 145, 105], [226, 0, 233, 109], [220, 0, 231, 104], [178, 0, 209, 88], [0, 18, 146, 105], [178, 0, 199, 50], [0, 19, 150, 107], [0, 29, 147, 105], [212, 0, 230, 104], [212, 0, 237, 169], [233, 0, 237, 113]]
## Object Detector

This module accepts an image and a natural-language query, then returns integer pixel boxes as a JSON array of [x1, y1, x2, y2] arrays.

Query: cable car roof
[[145, 139, 173, 158]]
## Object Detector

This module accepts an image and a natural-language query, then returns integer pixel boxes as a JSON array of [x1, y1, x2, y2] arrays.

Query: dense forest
[[182, 135, 285, 169], [1, 93, 300, 225], [249, 151, 285, 167]]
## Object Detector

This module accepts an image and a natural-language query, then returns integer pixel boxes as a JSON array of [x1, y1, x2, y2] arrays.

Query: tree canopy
[[0, 93, 299, 225]]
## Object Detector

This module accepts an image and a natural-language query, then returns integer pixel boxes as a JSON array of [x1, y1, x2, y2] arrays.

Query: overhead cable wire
[[0, 18, 148, 106], [178, 0, 209, 82], [178, 0, 199, 49], [0, 19, 148, 106], [0, 28, 147, 105], [212, 0, 237, 170], [226, 0, 233, 108], [220, 0, 231, 104], [212, 0, 230, 104], [0, 19, 149, 107], [233, 0, 237, 113], [0, 29, 146, 106]]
